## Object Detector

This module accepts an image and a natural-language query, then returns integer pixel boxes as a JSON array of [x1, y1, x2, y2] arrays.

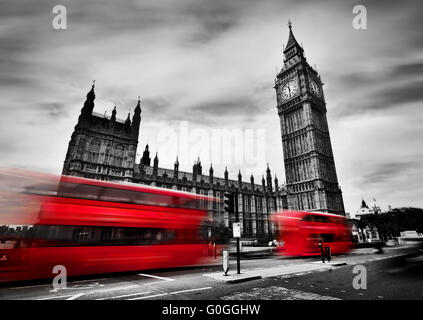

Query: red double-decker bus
[[0, 169, 218, 283], [272, 210, 353, 256]]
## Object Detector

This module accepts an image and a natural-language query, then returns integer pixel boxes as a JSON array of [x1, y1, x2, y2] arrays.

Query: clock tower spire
[[283, 21, 304, 63], [274, 22, 345, 215]]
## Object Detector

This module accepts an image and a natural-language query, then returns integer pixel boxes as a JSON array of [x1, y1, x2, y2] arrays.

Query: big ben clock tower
[[275, 22, 345, 215]]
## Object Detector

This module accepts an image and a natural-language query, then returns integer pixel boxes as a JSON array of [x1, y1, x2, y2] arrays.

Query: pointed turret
[[86, 81, 96, 102], [283, 21, 304, 62], [274, 175, 279, 191], [209, 163, 214, 184], [79, 81, 96, 123], [153, 152, 158, 175], [266, 163, 273, 191], [224, 166, 229, 186], [197, 157, 202, 175], [173, 156, 179, 181], [131, 97, 142, 139], [111, 106, 116, 123], [141, 144, 151, 166], [250, 174, 255, 186]]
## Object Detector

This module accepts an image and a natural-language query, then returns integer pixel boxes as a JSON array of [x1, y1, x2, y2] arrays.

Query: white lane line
[[66, 293, 85, 300], [128, 286, 213, 300], [37, 284, 140, 300], [37, 294, 75, 300], [128, 293, 169, 300], [169, 287, 212, 295], [84, 284, 140, 295], [96, 291, 152, 300], [69, 278, 109, 284], [138, 273, 174, 282]]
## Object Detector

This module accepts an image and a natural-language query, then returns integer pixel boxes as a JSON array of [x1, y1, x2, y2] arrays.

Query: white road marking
[[138, 273, 174, 282], [37, 294, 75, 300], [67, 293, 85, 300], [128, 286, 213, 300], [96, 291, 152, 300], [37, 284, 140, 300], [11, 284, 51, 290], [169, 287, 212, 295], [128, 293, 169, 300], [84, 284, 140, 295]]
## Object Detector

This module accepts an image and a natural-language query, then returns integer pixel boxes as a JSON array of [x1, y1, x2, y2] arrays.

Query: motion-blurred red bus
[[0, 168, 219, 283], [272, 210, 353, 256]]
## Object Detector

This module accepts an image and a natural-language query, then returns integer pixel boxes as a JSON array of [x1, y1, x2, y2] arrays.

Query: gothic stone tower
[[274, 23, 345, 215], [62, 83, 141, 182]]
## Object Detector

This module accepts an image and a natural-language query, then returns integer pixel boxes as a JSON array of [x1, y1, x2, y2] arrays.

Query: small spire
[[86, 81, 96, 100], [135, 96, 141, 112], [111, 106, 116, 122], [175, 156, 179, 165], [284, 20, 303, 56]]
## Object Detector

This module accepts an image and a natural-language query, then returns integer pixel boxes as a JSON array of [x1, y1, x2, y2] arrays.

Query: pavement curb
[[203, 261, 349, 284], [203, 273, 262, 284]]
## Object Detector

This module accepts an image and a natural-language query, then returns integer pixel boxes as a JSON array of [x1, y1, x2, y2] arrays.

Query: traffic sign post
[[233, 222, 241, 238], [234, 190, 240, 274], [224, 191, 241, 274]]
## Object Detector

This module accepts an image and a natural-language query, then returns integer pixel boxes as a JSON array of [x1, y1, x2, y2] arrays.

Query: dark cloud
[[390, 61, 423, 78], [187, 97, 262, 118], [377, 80, 423, 106], [356, 159, 423, 196], [142, 98, 172, 114], [35, 102, 69, 119]]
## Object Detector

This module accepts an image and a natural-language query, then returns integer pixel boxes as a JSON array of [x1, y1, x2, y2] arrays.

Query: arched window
[[90, 139, 101, 162]]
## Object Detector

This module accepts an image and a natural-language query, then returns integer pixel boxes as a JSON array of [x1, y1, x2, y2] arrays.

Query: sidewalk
[[203, 260, 346, 284]]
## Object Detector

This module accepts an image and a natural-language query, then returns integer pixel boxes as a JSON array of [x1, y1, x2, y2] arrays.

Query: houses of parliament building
[[62, 24, 345, 241]]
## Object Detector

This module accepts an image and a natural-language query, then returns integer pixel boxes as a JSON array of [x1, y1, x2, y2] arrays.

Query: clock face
[[310, 80, 320, 96], [281, 79, 299, 100]]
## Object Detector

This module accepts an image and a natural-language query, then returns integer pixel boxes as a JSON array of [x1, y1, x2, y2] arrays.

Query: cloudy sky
[[0, 0, 422, 216]]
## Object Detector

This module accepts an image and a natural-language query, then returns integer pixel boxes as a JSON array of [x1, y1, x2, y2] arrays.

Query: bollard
[[222, 250, 229, 276]]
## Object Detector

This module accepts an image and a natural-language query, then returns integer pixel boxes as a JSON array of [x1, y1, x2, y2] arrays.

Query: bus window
[[57, 182, 101, 200]]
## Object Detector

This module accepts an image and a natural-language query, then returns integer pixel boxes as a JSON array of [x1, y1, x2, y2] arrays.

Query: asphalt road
[[0, 247, 417, 300]]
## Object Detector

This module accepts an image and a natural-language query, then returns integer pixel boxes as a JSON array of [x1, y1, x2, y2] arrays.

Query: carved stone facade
[[62, 83, 140, 182], [274, 23, 345, 215], [62, 84, 288, 240], [134, 147, 288, 239]]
